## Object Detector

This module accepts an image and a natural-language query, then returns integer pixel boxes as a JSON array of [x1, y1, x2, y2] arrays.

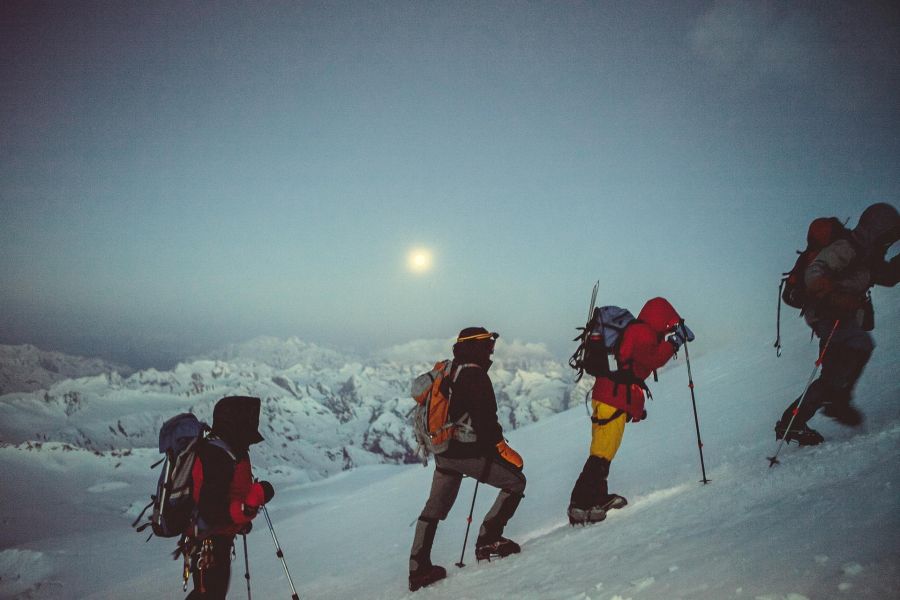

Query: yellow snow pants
[[589, 401, 627, 461]]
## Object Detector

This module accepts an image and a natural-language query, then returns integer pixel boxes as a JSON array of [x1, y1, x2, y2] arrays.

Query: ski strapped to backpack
[[131, 413, 235, 541], [410, 360, 479, 464], [774, 217, 850, 356]]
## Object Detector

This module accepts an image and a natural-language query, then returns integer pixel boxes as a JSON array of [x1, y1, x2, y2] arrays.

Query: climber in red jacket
[[568, 297, 692, 525]]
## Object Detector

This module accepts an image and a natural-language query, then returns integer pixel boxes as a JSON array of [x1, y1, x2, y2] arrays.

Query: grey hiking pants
[[410, 454, 526, 572]]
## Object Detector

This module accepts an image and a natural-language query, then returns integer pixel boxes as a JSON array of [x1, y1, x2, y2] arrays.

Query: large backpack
[[409, 360, 478, 465], [568, 305, 636, 382], [774, 217, 849, 355], [132, 413, 233, 539], [780, 217, 848, 310]]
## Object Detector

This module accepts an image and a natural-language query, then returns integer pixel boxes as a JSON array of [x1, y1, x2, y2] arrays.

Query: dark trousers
[[410, 455, 526, 572], [185, 535, 234, 600], [781, 319, 875, 426]]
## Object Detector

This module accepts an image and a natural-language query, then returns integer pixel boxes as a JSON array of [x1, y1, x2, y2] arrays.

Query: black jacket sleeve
[[196, 443, 237, 528], [452, 367, 504, 454], [872, 254, 900, 287]]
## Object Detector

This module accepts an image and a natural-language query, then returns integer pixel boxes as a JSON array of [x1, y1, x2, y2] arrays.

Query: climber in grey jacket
[[776, 202, 900, 445]]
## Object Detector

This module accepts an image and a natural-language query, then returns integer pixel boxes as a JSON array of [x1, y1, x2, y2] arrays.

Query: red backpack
[[774, 217, 848, 354]]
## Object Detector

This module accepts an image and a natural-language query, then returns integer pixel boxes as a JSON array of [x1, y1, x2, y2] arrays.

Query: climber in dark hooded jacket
[[775, 202, 900, 445], [568, 297, 693, 525], [186, 395, 274, 600], [408, 327, 526, 592]]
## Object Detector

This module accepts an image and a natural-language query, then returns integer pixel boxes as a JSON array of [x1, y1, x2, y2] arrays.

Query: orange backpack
[[410, 360, 478, 464]]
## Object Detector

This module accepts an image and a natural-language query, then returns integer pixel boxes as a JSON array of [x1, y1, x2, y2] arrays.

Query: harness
[[584, 320, 654, 425]]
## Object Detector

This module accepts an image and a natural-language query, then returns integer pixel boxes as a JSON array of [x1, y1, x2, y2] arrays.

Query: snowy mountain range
[[0, 344, 131, 396], [0, 336, 586, 483]]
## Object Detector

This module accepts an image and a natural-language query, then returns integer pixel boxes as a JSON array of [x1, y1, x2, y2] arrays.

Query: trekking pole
[[767, 319, 840, 468], [242, 533, 252, 600], [680, 320, 710, 484], [455, 480, 480, 568], [774, 278, 785, 357], [261, 505, 301, 600]]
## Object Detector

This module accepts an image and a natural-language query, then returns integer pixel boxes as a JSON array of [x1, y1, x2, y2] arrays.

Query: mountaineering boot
[[822, 400, 864, 427], [774, 421, 824, 446], [598, 494, 628, 511], [567, 494, 627, 526], [475, 537, 521, 562], [567, 504, 606, 525], [409, 518, 443, 591], [408, 565, 447, 592]]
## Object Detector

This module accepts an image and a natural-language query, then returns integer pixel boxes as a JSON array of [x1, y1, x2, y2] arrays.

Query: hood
[[853, 202, 900, 256], [637, 297, 681, 335], [211, 395, 265, 450]]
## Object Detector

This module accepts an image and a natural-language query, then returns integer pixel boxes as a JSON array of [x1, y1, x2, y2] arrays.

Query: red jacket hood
[[637, 297, 681, 335]]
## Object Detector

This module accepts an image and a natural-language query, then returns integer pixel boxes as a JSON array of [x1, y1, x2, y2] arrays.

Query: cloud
[[689, 1, 825, 83], [686, 1, 897, 115], [690, 1, 771, 71]]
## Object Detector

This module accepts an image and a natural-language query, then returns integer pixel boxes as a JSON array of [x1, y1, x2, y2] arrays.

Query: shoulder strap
[[205, 437, 237, 462], [452, 362, 480, 382], [447, 362, 481, 401], [447, 362, 482, 426]]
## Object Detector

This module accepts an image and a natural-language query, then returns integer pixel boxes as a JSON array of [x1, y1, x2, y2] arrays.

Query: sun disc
[[408, 248, 433, 273]]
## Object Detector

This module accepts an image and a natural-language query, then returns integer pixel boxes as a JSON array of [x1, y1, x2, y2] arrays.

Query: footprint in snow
[[87, 481, 129, 493], [630, 576, 655, 592]]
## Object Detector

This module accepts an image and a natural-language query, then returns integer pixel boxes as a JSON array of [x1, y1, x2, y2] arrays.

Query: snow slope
[[1, 289, 898, 599]]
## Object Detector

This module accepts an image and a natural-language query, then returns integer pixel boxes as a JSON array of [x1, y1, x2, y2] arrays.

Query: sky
[[2, 1, 899, 368]]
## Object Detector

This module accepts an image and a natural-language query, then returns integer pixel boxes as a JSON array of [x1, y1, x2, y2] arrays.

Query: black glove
[[873, 253, 900, 287], [666, 322, 695, 351], [260, 480, 275, 503]]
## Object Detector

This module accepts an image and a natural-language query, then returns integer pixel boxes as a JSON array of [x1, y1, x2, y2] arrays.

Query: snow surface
[[0, 289, 898, 599]]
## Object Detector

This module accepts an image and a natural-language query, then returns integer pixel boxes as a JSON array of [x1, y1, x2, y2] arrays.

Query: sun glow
[[407, 248, 433, 273]]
